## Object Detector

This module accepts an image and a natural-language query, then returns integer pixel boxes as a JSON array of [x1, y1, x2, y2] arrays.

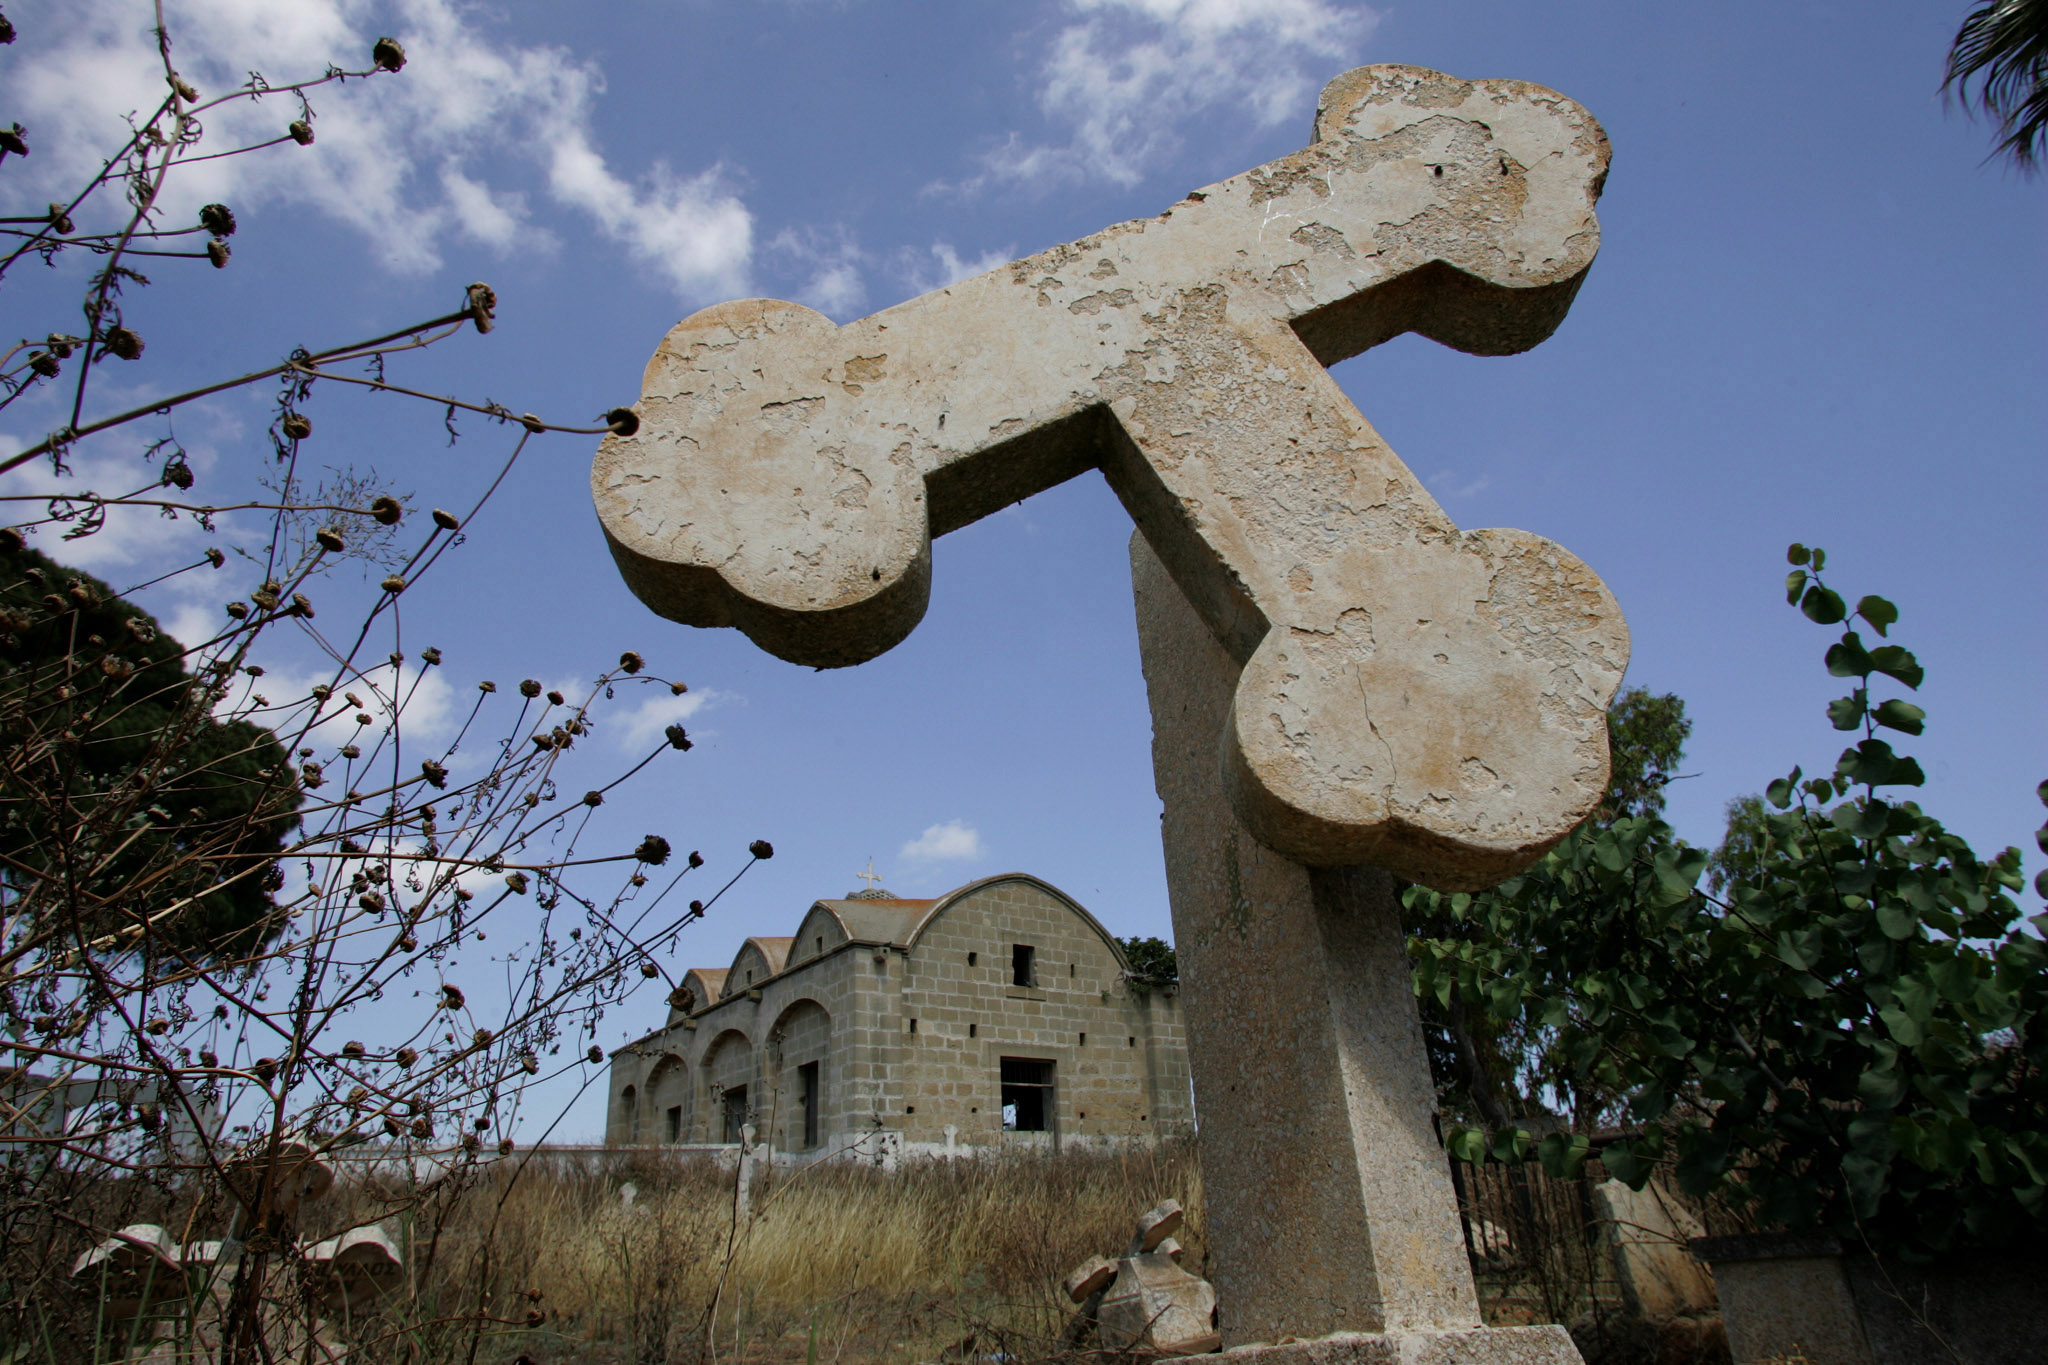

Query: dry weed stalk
[[0, 7, 760, 1363]]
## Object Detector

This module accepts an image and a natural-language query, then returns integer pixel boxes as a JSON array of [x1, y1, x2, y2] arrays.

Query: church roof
[[682, 967, 727, 997], [813, 897, 939, 946], [744, 936, 795, 974]]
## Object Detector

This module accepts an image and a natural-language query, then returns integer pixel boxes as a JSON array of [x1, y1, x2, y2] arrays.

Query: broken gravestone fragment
[[1064, 1200, 1221, 1357]]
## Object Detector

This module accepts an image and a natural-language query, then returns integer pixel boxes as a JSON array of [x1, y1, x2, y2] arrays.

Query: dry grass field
[[338, 1141, 1207, 1365]]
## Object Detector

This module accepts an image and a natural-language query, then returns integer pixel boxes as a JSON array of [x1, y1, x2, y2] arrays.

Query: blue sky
[[3, 0, 2041, 1138]]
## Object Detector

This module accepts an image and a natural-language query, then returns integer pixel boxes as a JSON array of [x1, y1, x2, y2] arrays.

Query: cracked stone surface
[[594, 63, 1627, 890]]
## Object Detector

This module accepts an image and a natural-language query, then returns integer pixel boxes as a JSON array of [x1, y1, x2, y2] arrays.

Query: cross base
[[1164, 1326, 1584, 1365]]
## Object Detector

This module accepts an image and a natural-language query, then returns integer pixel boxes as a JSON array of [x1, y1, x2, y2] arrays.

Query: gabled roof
[[740, 936, 795, 975], [681, 967, 727, 1001], [809, 898, 940, 947]]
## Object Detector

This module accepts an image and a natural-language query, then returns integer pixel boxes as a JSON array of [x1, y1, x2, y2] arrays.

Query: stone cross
[[856, 859, 884, 892], [594, 64, 1623, 1361]]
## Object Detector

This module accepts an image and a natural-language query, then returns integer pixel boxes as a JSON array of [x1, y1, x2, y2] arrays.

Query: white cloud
[[1427, 467, 1493, 500], [899, 819, 985, 864], [0, 0, 752, 299], [770, 228, 869, 319], [607, 685, 723, 751], [974, 0, 1375, 189], [896, 241, 1015, 295]]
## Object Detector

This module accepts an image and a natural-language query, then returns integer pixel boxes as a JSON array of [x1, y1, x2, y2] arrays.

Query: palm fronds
[[1945, 0, 2048, 173]]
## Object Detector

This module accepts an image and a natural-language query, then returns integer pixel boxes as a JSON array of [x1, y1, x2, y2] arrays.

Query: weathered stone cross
[[595, 64, 1624, 1360]]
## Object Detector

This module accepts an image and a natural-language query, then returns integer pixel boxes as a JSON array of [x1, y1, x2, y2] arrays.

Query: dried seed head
[[225, 601, 249, 619], [370, 494, 403, 524], [478, 679, 497, 693], [251, 586, 279, 610], [688, 899, 705, 916], [582, 789, 603, 808], [288, 119, 314, 145], [398, 933, 417, 952], [432, 507, 459, 530], [500, 1138, 516, 1157], [205, 547, 225, 568], [519, 679, 541, 698], [281, 412, 312, 440], [749, 839, 775, 860], [630, 873, 647, 886], [466, 282, 497, 332], [618, 650, 644, 674], [670, 680, 689, 696], [380, 574, 407, 595], [103, 326, 144, 360], [206, 237, 230, 268], [665, 724, 693, 752], [587, 1045, 604, 1064], [291, 592, 313, 617], [47, 204, 74, 235], [0, 124, 26, 157], [519, 412, 545, 433], [199, 1050, 218, 1068], [169, 73, 198, 101], [359, 891, 386, 913], [421, 646, 442, 665], [311, 684, 332, 700], [519, 1051, 539, 1074], [410, 1116, 431, 1139], [342, 1040, 366, 1058], [145, 1017, 169, 1035], [28, 351, 57, 377], [253, 1057, 277, 1082], [162, 459, 193, 489], [635, 835, 671, 866], [442, 983, 466, 1009], [688, 850, 704, 868], [639, 961, 659, 979], [606, 406, 641, 436], [372, 36, 406, 71], [546, 689, 564, 706], [473, 1028, 493, 1047], [199, 203, 236, 235], [421, 759, 448, 788], [505, 871, 529, 894]]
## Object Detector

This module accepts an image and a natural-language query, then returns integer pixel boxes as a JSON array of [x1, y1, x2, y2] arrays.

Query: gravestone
[[593, 64, 1626, 1361]]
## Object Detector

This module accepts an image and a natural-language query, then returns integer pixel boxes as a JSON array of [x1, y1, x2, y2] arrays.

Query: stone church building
[[606, 873, 1191, 1160]]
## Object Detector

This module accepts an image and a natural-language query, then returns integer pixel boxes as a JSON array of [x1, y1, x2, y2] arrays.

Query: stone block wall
[[604, 874, 1190, 1157]]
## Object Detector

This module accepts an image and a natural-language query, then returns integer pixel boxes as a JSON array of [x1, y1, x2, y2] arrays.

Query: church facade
[[605, 873, 1191, 1160]]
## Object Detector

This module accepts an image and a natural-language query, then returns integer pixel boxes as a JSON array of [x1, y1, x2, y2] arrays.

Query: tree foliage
[[1407, 545, 2048, 1259], [1406, 685, 1693, 1132], [1120, 934, 1178, 985], [0, 545, 301, 956]]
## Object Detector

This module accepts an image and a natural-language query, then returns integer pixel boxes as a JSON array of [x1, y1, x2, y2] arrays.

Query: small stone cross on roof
[[856, 859, 884, 892]]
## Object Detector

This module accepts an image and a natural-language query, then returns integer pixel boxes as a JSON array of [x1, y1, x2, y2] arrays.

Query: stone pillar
[[1132, 535, 1579, 1362]]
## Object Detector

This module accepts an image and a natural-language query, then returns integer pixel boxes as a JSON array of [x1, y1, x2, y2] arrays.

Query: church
[[605, 872, 1192, 1161]]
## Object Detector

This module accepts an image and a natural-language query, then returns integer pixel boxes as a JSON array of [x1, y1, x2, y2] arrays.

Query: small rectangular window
[[969, 1022, 977, 1038], [815, 936, 824, 953], [1078, 1032, 1086, 1047], [968, 951, 978, 966], [666, 1105, 682, 1142], [909, 1017, 918, 1034], [1000, 1056, 1054, 1132], [1012, 944, 1036, 987]]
